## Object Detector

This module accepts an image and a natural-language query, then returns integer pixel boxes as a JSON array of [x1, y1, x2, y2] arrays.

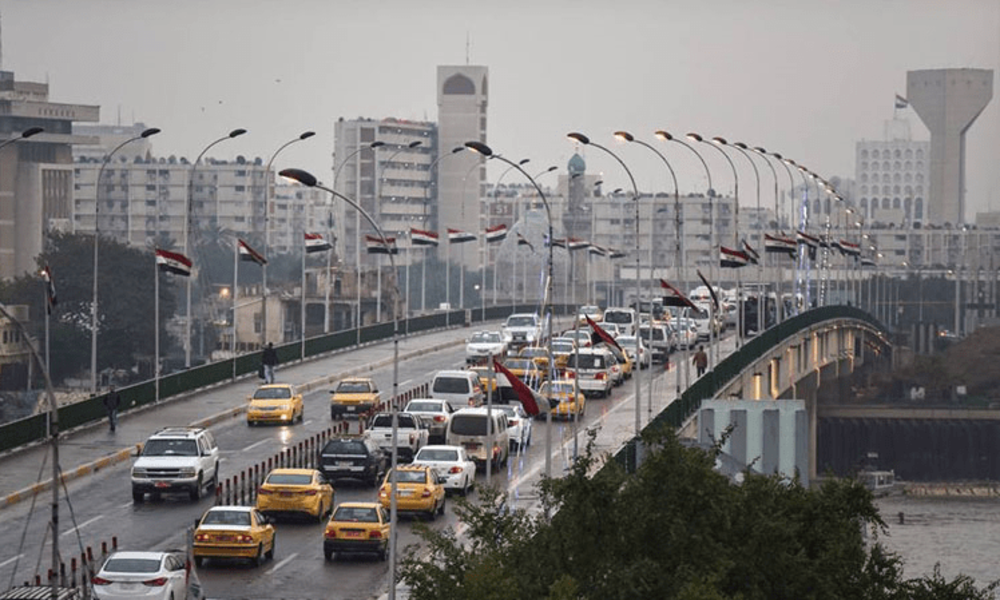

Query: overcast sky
[[3, 0, 998, 215]]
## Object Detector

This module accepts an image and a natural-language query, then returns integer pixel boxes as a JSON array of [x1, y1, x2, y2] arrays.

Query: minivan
[[445, 407, 510, 470], [602, 307, 636, 336], [430, 370, 485, 410]]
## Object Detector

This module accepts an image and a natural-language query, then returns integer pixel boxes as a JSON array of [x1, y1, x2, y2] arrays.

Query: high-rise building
[[0, 70, 98, 280], [855, 117, 930, 226]]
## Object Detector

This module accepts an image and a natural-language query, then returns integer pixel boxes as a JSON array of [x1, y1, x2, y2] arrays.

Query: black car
[[318, 437, 387, 487]]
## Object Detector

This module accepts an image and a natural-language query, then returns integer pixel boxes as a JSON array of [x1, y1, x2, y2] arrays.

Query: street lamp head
[[567, 132, 590, 145], [370, 141, 386, 149], [711, 136, 728, 146], [21, 127, 44, 139], [752, 146, 767, 154], [518, 158, 531, 165], [464, 141, 493, 157], [771, 152, 783, 160], [140, 128, 161, 138], [279, 168, 317, 187], [229, 128, 248, 138], [613, 131, 634, 142], [450, 146, 465, 154], [407, 140, 423, 149], [299, 131, 317, 140], [543, 166, 557, 173], [733, 142, 749, 150], [686, 132, 703, 142], [594, 180, 603, 186], [653, 130, 673, 141]]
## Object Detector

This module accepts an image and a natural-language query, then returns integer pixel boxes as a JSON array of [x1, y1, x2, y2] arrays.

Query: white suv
[[501, 313, 543, 349], [131, 427, 220, 503]]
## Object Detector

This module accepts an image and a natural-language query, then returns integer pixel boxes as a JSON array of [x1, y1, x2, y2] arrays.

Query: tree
[[401, 427, 999, 599]]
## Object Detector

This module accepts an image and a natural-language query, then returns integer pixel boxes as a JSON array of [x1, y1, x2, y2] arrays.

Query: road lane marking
[[61, 515, 103, 537], [242, 439, 269, 452], [399, 379, 413, 388], [303, 419, 314, 426], [0, 554, 23, 568], [266, 552, 297, 574]]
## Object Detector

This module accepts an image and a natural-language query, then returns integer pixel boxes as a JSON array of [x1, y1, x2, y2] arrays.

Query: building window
[[893, 197, 901, 209], [442, 73, 475, 95], [860, 161, 868, 170], [860, 150, 868, 159], [915, 198, 923, 219]]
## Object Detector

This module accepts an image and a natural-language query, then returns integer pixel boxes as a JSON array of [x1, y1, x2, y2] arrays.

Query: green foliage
[[400, 427, 999, 600]]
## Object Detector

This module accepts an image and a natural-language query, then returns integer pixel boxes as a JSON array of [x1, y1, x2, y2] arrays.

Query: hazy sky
[[3, 0, 998, 214]]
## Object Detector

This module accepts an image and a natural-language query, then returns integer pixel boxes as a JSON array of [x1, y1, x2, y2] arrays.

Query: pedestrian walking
[[693, 345, 708, 378], [104, 386, 121, 432], [262, 342, 278, 384]]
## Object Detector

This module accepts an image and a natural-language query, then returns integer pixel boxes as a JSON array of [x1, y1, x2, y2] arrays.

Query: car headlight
[[132, 468, 148, 478], [179, 467, 197, 477]]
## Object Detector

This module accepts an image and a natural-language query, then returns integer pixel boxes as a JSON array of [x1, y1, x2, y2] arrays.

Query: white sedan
[[495, 402, 532, 451], [465, 330, 507, 364], [412, 445, 477, 496], [615, 335, 651, 369], [92, 549, 198, 600]]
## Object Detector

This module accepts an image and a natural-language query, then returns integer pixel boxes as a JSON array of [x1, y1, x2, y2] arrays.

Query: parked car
[[465, 330, 507, 364], [192, 506, 275, 567], [92, 550, 192, 600], [404, 398, 455, 443], [131, 427, 220, 504], [318, 436, 387, 487], [412, 445, 477, 496]]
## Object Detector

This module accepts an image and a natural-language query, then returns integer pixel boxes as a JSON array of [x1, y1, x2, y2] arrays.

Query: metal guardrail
[[608, 306, 887, 473], [0, 303, 571, 455]]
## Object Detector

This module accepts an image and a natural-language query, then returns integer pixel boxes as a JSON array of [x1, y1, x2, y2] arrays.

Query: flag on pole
[[493, 358, 543, 416], [517, 232, 535, 252], [238, 239, 267, 266], [484, 224, 508, 243], [839, 240, 860, 256], [743, 240, 760, 265], [588, 244, 607, 257], [585, 315, 623, 353], [568, 238, 591, 251], [861, 256, 876, 267], [304, 232, 331, 253], [410, 228, 440, 246], [608, 248, 627, 259], [720, 246, 751, 268], [548, 237, 567, 250], [155, 248, 192, 277], [448, 228, 476, 244], [697, 269, 719, 311], [895, 94, 908, 109], [660, 279, 696, 309], [365, 234, 398, 254], [797, 231, 819, 261], [764, 233, 797, 257], [40, 265, 57, 314]]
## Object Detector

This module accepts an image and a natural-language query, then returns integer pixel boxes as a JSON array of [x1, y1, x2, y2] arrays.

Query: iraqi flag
[[797, 231, 819, 261], [493, 358, 543, 416], [517, 232, 535, 252], [568, 238, 590, 251], [304, 232, 331, 253], [588, 244, 607, 257], [238, 239, 267, 266], [549, 237, 567, 250], [410, 228, 440, 247], [743, 240, 760, 265], [40, 265, 57, 314], [720, 246, 751, 268], [366, 234, 398, 255], [608, 248, 627, 259], [660, 279, 696, 310], [585, 315, 623, 354], [697, 269, 719, 311], [155, 248, 192, 277], [861, 256, 876, 267], [765, 233, 797, 257], [448, 228, 476, 244], [839, 240, 860, 256], [484, 224, 508, 243]]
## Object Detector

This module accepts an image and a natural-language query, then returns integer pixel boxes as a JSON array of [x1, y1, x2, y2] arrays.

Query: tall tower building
[[906, 68, 993, 225], [436, 65, 488, 268]]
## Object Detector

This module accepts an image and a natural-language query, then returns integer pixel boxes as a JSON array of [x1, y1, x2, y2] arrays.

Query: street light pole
[[421, 147, 465, 313], [263, 131, 315, 347], [92, 127, 160, 393], [0, 126, 43, 152], [730, 142, 763, 334], [184, 128, 247, 368], [279, 168, 402, 599], [378, 141, 423, 323], [747, 146, 783, 322]]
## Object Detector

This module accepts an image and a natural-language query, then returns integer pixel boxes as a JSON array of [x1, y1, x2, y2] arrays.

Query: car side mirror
[[194, 518, 201, 528], [437, 476, 448, 485]]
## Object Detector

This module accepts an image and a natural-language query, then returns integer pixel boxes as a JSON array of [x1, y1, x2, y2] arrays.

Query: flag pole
[[154, 255, 160, 403], [233, 238, 239, 380]]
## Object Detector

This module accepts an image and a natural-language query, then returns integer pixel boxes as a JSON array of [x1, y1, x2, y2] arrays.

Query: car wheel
[[379, 544, 388, 562], [316, 501, 326, 523], [194, 556, 204, 568], [132, 489, 144, 504], [460, 476, 470, 497], [427, 505, 437, 521], [189, 474, 202, 501], [247, 420, 255, 427], [437, 496, 446, 516], [266, 536, 275, 560], [324, 549, 334, 561], [252, 544, 264, 567], [210, 468, 219, 492]]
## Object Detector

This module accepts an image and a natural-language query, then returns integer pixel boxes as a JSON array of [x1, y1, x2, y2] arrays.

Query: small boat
[[859, 469, 903, 497]]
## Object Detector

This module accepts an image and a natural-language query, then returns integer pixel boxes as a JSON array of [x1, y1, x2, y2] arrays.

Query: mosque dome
[[567, 153, 586, 175]]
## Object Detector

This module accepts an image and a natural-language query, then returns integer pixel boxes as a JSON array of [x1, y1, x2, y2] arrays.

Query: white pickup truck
[[366, 412, 429, 463]]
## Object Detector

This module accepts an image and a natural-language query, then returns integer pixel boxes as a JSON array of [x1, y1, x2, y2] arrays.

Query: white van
[[445, 407, 510, 470], [602, 307, 636, 336], [430, 370, 485, 410]]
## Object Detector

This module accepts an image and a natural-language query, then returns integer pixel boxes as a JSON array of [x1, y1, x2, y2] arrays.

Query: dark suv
[[318, 437, 387, 487]]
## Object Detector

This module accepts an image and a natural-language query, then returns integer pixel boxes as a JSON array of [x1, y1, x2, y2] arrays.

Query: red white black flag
[[238, 239, 267, 266], [155, 248, 192, 277], [493, 358, 542, 416], [448, 228, 476, 244], [304, 232, 331, 253], [517, 232, 535, 252], [585, 315, 624, 354], [366, 234, 398, 254], [484, 224, 508, 243], [660, 279, 696, 309], [765, 233, 797, 257], [720, 246, 751, 268], [40, 265, 57, 314], [697, 269, 719, 311], [568, 238, 590, 251], [743, 240, 760, 265], [410, 228, 440, 247]]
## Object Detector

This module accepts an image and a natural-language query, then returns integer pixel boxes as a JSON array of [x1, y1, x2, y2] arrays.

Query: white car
[[404, 398, 455, 443], [615, 335, 650, 369], [412, 445, 477, 496], [465, 330, 507, 364], [495, 402, 532, 451], [92, 549, 196, 600], [501, 313, 543, 348]]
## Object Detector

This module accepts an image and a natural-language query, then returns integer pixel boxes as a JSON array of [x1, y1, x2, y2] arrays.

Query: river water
[[875, 495, 1000, 587]]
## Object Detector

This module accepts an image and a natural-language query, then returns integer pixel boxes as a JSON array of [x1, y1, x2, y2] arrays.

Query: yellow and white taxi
[[192, 506, 275, 567], [329, 377, 381, 419], [255, 468, 334, 522], [247, 383, 303, 426], [518, 346, 551, 370], [377, 465, 446, 520], [323, 502, 390, 561], [540, 380, 586, 420]]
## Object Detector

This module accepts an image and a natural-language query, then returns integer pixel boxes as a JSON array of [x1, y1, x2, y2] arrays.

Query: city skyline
[[2, 0, 997, 216]]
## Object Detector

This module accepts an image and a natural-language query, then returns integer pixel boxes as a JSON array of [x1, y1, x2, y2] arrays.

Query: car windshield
[[504, 359, 533, 371], [617, 336, 636, 346], [640, 327, 665, 341], [433, 377, 470, 394], [573, 354, 605, 369], [416, 449, 459, 462], [470, 332, 501, 343], [390, 470, 428, 484], [520, 348, 545, 357], [253, 387, 291, 399], [540, 382, 576, 395], [407, 401, 443, 413], [506, 316, 536, 327], [336, 381, 371, 393], [552, 342, 574, 353], [202, 510, 250, 527], [266, 473, 313, 485], [496, 406, 516, 417], [323, 440, 366, 454], [333, 506, 378, 523], [450, 414, 494, 436], [604, 311, 632, 324], [102, 558, 161, 573], [142, 439, 198, 457]]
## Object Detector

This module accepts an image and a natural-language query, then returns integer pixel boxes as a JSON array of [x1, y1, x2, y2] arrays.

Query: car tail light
[[509, 419, 519, 426], [369, 530, 383, 539], [434, 415, 446, 422], [421, 488, 432, 497], [409, 433, 416, 444], [143, 578, 168, 587], [194, 533, 210, 542], [596, 373, 607, 380], [301, 489, 318, 496], [449, 466, 462, 473], [238, 534, 254, 543], [257, 487, 272, 495], [324, 528, 337, 539], [91, 577, 111, 586]]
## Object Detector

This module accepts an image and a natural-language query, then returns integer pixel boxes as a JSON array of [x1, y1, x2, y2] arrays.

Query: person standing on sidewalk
[[104, 386, 121, 432], [693, 346, 708, 378], [262, 342, 279, 384]]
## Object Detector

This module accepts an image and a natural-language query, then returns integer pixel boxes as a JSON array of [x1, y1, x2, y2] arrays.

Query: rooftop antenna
[[465, 31, 470, 65]]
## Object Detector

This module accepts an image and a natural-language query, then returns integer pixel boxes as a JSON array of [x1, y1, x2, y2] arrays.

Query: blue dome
[[567, 153, 586, 175]]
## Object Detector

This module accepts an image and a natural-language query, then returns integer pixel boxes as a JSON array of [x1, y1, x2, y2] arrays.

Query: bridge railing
[[0, 302, 570, 455]]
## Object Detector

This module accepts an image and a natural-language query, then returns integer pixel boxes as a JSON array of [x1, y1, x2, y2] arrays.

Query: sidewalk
[[0, 323, 483, 510]]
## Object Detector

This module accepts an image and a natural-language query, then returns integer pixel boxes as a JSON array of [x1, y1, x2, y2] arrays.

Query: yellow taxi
[[550, 339, 576, 370], [518, 346, 551, 370], [330, 377, 381, 419], [255, 468, 334, 522], [503, 358, 543, 387], [613, 347, 634, 380], [467, 365, 498, 395], [377, 465, 446, 520], [540, 380, 586, 420], [192, 505, 275, 567], [247, 383, 303, 425], [323, 502, 390, 561]]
